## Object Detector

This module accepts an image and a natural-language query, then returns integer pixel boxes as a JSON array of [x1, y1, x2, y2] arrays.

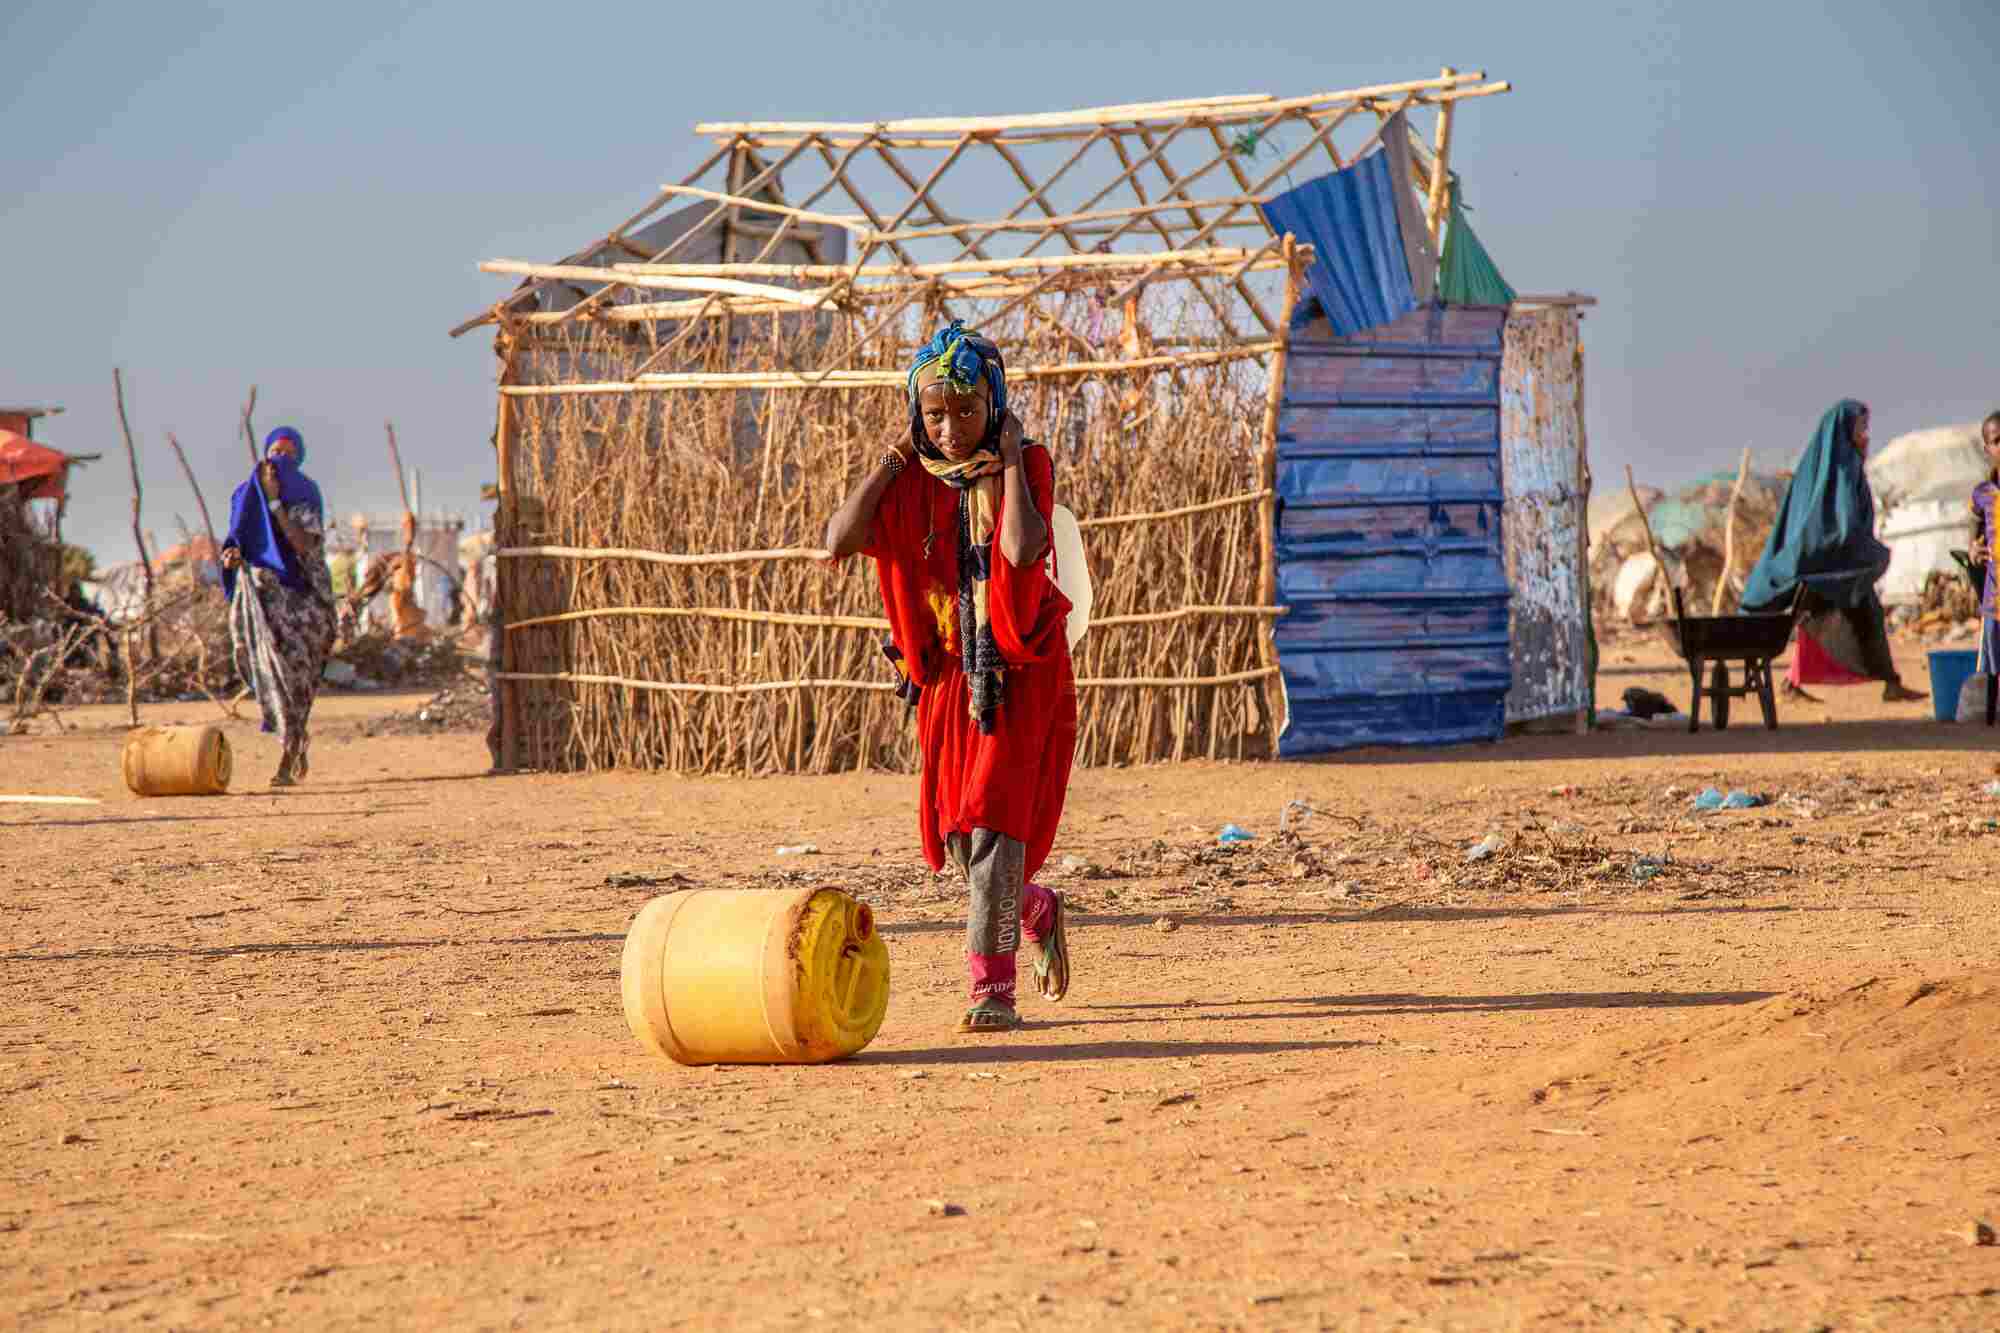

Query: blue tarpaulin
[[1258, 111, 1436, 339]]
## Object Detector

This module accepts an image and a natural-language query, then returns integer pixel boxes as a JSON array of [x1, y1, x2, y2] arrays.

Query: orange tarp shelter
[[0, 430, 73, 501]]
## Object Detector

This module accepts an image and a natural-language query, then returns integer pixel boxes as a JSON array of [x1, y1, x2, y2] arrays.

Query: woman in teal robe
[[1740, 399, 1924, 702]]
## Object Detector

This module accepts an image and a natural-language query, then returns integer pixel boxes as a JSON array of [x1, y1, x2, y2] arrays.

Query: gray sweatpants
[[946, 828, 1024, 957]]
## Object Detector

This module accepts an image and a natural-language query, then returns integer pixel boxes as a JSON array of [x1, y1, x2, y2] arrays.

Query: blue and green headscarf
[[907, 319, 1007, 461]]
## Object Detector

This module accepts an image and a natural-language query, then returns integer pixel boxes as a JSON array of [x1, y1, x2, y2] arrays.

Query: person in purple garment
[[1970, 412, 2000, 674]]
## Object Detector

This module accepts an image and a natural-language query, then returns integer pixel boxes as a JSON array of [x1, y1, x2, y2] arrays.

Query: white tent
[[1867, 423, 1987, 605]]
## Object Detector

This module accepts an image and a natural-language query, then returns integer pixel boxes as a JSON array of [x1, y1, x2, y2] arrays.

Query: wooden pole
[[1424, 66, 1457, 245], [608, 239, 1283, 279], [1074, 487, 1273, 529], [508, 605, 893, 633], [164, 432, 220, 574], [1573, 311, 1593, 734], [1253, 238, 1301, 756], [1712, 445, 1752, 615], [481, 260, 833, 305], [174, 516, 197, 584], [384, 421, 412, 515], [1625, 463, 1671, 620], [501, 601, 1287, 634], [705, 88, 1508, 152], [123, 629, 137, 728], [492, 345, 520, 772], [240, 386, 260, 467], [498, 543, 835, 568], [496, 665, 1278, 696], [501, 251, 1302, 326], [496, 340, 1285, 395], [688, 76, 1489, 137], [112, 369, 157, 663], [384, 420, 414, 539]]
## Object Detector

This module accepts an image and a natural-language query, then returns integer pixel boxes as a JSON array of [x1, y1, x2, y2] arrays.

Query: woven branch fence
[[493, 258, 1300, 774]]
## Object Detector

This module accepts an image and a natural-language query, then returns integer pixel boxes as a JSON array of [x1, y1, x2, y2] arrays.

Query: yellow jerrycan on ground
[[621, 886, 890, 1066], [121, 724, 232, 796]]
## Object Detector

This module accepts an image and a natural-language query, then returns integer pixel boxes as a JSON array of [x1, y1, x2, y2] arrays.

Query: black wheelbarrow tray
[[1659, 588, 1798, 732]]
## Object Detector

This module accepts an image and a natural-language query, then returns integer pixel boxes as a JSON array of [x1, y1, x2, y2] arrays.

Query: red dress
[[862, 445, 1077, 879]]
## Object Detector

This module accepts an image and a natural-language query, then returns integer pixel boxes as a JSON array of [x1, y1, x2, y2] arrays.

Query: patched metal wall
[[1273, 304, 1512, 755], [1499, 307, 1591, 725]]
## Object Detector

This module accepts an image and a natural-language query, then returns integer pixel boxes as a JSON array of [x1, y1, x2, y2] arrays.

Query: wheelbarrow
[[1661, 587, 1797, 732]]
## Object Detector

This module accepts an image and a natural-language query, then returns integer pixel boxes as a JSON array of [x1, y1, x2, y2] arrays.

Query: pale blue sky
[[5, 0, 1995, 562]]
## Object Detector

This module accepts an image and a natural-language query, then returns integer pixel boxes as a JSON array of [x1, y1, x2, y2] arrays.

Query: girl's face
[[919, 382, 990, 462], [1851, 411, 1871, 458], [1982, 419, 2000, 470], [268, 437, 300, 464]]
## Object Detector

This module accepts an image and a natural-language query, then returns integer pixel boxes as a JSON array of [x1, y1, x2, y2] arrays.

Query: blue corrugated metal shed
[[1273, 304, 1513, 755]]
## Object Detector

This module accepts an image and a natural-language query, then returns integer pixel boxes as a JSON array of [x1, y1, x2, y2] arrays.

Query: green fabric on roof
[[1437, 182, 1516, 306]]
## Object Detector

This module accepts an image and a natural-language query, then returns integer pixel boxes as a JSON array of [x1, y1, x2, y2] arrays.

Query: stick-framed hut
[[455, 69, 1590, 773]]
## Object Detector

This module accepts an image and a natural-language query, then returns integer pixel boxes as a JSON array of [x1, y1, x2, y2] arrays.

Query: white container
[[1049, 503, 1093, 651]]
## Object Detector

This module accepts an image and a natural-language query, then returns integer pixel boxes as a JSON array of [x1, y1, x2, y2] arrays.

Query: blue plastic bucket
[[1928, 649, 1979, 721]]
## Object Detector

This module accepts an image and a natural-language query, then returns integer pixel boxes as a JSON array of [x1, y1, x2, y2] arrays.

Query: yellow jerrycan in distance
[[621, 887, 890, 1066], [121, 724, 232, 796]]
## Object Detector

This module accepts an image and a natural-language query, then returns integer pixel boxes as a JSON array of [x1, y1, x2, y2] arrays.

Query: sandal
[[1781, 681, 1822, 704], [956, 998, 1021, 1033], [1030, 891, 1070, 1003], [1882, 681, 1927, 703]]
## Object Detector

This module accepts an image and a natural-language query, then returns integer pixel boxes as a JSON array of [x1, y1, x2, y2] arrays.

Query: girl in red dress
[[825, 321, 1077, 1033]]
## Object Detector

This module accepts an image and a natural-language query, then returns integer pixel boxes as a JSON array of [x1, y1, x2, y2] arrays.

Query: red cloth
[[1787, 623, 1871, 688], [0, 431, 69, 502], [861, 445, 1078, 880]]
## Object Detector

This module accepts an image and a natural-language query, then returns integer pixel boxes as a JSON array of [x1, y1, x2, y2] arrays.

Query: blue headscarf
[[1739, 399, 1890, 613], [906, 319, 1007, 458], [223, 426, 325, 600]]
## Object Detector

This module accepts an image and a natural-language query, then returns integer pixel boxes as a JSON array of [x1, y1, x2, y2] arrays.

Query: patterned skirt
[[231, 570, 335, 758]]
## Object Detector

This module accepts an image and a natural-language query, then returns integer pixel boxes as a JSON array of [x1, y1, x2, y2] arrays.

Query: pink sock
[[1020, 881, 1055, 943]]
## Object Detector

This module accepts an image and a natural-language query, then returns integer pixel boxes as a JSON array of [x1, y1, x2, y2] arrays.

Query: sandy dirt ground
[[6, 640, 2000, 1331]]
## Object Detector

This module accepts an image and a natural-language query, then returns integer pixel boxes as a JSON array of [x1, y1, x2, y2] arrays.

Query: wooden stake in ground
[[123, 629, 138, 728], [382, 420, 422, 638], [1712, 446, 1752, 615], [240, 386, 261, 467], [385, 421, 414, 539], [166, 432, 221, 569], [1624, 463, 1674, 622], [112, 369, 157, 663]]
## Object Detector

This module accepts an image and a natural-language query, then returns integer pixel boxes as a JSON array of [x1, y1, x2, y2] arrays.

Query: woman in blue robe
[[219, 427, 336, 785]]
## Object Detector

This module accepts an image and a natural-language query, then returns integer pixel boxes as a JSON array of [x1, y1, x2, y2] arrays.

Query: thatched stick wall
[[492, 259, 1301, 774]]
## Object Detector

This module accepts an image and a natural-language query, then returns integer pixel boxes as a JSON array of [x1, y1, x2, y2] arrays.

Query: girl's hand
[[220, 546, 241, 571], [997, 411, 1025, 467], [258, 461, 280, 500]]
